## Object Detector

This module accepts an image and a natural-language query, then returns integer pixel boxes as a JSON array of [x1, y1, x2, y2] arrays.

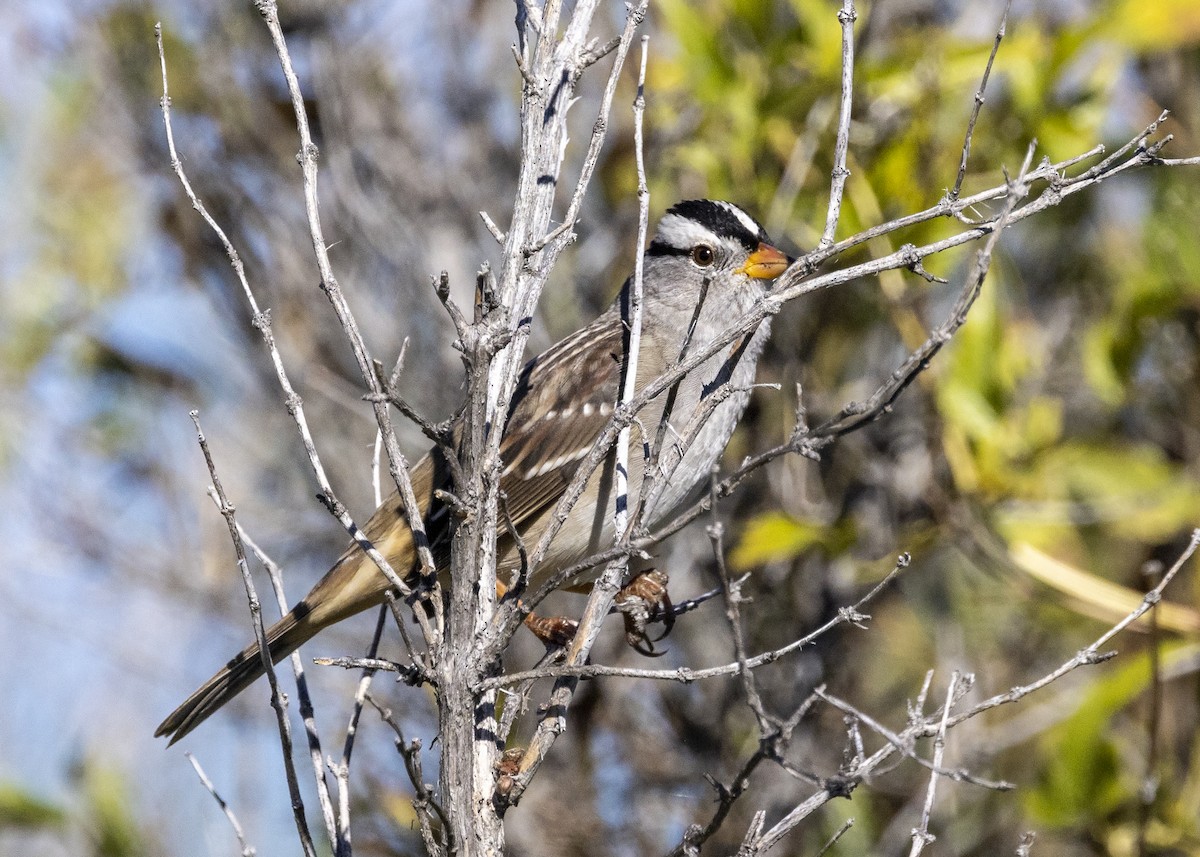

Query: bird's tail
[[155, 522, 412, 744], [157, 452, 445, 744], [154, 607, 320, 745]]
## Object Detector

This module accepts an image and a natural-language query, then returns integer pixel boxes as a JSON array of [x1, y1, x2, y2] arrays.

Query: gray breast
[[640, 318, 772, 525]]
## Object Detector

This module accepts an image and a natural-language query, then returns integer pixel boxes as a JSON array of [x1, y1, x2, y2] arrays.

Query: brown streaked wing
[[340, 312, 625, 577], [324, 444, 453, 577], [496, 312, 625, 528]]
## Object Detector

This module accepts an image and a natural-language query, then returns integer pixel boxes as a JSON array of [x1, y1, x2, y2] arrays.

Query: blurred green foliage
[[79, 764, 149, 857], [640, 0, 1200, 853], [0, 782, 67, 830], [0, 765, 149, 857]]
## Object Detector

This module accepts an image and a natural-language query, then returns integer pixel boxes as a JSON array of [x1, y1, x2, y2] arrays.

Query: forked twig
[[186, 411, 316, 857], [949, 0, 1012, 202], [750, 530, 1199, 854]]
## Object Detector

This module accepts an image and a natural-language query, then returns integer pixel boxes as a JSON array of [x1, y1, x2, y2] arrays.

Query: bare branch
[[480, 209, 506, 243], [185, 410, 316, 857], [1137, 558, 1164, 857], [185, 753, 256, 857], [818, 0, 857, 249], [949, 0, 1011, 201], [366, 694, 449, 857], [503, 32, 653, 808], [614, 33, 651, 543], [737, 811, 767, 857], [813, 819, 855, 857], [709, 514, 772, 733], [908, 672, 962, 857], [526, 1, 649, 256], [331, 606, 389, 857], [671, 691, 823, 857], [481, 554, 907, 691]]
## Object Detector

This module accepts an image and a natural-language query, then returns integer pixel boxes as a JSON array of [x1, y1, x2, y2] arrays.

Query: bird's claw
[[614, 569, 673, 656]]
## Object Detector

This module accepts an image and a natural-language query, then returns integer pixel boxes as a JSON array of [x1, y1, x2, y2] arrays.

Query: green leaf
[[730, 512, 852, 569], [81, 765, 146, 857], [1026, 642, 1200, 827], [1105, 0, 1200, 50], [0, 782, 66, 830]]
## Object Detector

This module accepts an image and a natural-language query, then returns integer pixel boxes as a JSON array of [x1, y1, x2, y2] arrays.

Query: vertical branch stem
[[908, 672, 960, 857], [819, 0, 857, 249], [505, 33, 652, 807], [949, 0, 1011, 201], [615, 35, 651, 539], [334, 606, 388, 857], [189, 411, 317, 857], [438, 4, 637, 851]]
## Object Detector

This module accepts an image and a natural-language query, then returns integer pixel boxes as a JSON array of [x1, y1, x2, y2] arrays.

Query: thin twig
[[613, 33, 651, 542], [481, 555, 907, 691], [949, 0, 1011, 201], [908, 672, 962, 857], [671, 691, 824, 857], [814, 819, 855, 857], [332, 605, 389, 857], [365, 694, 449, 857], [185, 753, 256, 857], [480, 210, 506, 243], [709, 512, 772, 733], [497, 648, 563, 747], [737, 811, 767, 857], [819, 0, 857, 249], [186, 411, 316, 857]]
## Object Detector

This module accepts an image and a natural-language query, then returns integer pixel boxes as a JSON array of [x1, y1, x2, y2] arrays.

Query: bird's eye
[[691, 245, 715, 267]]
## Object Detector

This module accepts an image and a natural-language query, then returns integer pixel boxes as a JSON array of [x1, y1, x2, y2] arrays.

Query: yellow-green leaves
[[1105, 0, 1200, 51], [730, 511, 853, 569]]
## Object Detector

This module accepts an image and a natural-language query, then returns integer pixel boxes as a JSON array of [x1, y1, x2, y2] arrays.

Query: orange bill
[[736, 242, 790, 280]]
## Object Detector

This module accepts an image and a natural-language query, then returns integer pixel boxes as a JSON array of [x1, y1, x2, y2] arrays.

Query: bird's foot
[[523, 612, 580, 649], [614, 569, 673, 657]]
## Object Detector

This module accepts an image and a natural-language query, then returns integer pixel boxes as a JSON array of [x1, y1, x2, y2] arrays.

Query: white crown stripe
[[655, 214, 723, 251], [716, 201, 764, 239]]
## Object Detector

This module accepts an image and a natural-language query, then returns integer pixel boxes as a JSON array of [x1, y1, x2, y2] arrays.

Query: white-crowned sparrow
[[157, 199, 789, 743]]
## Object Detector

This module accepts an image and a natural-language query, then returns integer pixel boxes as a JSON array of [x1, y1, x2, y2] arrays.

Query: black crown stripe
[[665, 199, 769, 250]]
